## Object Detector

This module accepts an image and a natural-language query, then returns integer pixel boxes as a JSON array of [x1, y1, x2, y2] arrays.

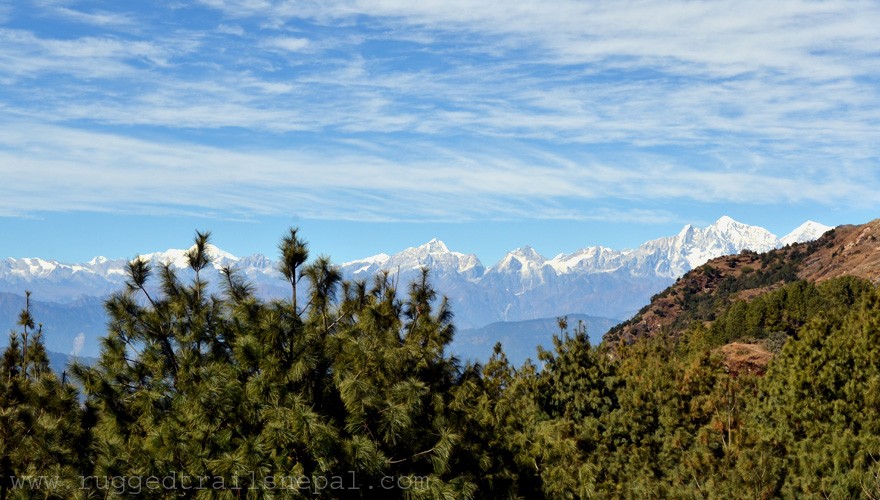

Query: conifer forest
[[4, 229, 880, 499]]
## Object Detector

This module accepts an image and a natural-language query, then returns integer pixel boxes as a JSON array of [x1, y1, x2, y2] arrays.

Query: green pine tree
[[0, 293, 89, 499]]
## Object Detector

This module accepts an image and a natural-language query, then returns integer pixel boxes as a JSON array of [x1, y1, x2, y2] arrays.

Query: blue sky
[[1, 0, 878, 265]]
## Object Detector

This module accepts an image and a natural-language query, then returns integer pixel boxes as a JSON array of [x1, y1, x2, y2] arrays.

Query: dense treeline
[[2, 230, 880, 498]]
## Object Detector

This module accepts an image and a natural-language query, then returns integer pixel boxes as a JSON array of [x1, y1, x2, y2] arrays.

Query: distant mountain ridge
[[1, 217, 832, 356], [454, 314, 620, 367]]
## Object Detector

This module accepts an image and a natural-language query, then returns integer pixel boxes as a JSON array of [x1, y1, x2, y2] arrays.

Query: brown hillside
[[605, 252, 767, 344], [717, 342, 773, 376], [798, 220, 880, 284], [605, 218, 880, 346]]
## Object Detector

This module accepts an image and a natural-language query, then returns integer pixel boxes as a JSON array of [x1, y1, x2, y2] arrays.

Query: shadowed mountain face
[[0, 217, 830, 359]]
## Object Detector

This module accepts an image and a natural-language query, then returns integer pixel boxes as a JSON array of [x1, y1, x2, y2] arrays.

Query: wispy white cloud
[[1, 1, 878, 223], [197, 0, 880, 76], [0, 28, 187, 81], [5, 3, 878, 149], [216, 23, 245, 36], [0, 120, 875, 223], [264, 36, 310, 52], [50, 6, 136, 27]]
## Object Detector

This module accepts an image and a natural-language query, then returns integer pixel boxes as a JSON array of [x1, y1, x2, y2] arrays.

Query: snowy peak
[[490, 246, 552, 286], [548, 246, 624, 274], [0, 216, 838, 332], [496, 246, 547, 272], [205, 245, 238, 263], [26, 258, 58, 274], [397, 239, 452, 261], [712, 215, 738, 228], [606, 216, 822, 279], [780, 221, 834, 246], [0, 217, 834, 304], [344, 253, 391, 266], [236, 253, 272, 267], [341, 252, 392, 275], [419, 238, 450, 254], [88, 256, 109, 266], [343, 239, 483, 277], [510, 246, 545, 262], [234, 254, 279, 275], [138, 244, 239, 269], [673, 216, 778, 272], [704, 216, 778, 249], [677, 224, 696, 239]]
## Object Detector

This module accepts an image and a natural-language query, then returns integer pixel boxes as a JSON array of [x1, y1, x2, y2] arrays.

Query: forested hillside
[[3, 226, 880, 498], [608, 219, 880, 344]]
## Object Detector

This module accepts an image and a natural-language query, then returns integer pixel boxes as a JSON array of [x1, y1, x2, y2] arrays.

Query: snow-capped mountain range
[[0, 217, 831, 356]]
